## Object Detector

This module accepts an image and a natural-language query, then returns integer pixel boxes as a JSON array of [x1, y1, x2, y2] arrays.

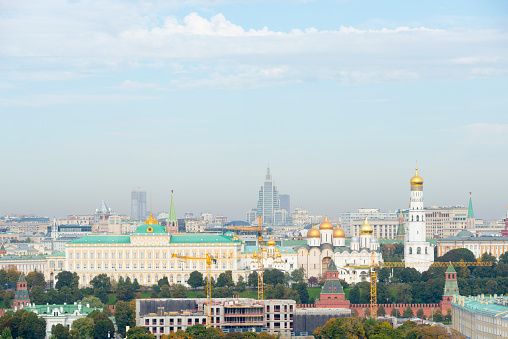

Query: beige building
[[436, 230, 508, 259], [65, 214, 246, 287], [0, 254, 46, 275], [452, 294, 508, 339], [184, 218, 208, 233], [351, 218, 398, 239], [425, 206, 468, 238]]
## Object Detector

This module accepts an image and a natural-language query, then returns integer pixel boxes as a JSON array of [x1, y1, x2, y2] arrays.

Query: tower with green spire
[[441, 263, 460, 313], [466, 192, 475, 231], [167, 190, 178, 234], [396, 210, 405, 240]]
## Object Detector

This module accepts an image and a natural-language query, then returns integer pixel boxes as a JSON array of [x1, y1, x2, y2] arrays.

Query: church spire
[[167, 190, 177, 234], [467, 192, 474, 218]]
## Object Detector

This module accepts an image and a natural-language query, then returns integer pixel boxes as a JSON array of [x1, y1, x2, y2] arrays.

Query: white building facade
[[404, 165, 434, 272]]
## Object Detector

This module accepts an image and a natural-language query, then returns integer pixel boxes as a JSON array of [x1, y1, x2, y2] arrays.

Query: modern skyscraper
[[131, 190, 147, 220], [254, 166, 280, 225], [279, 194, 290, 214], [404, 164, 434, 272]]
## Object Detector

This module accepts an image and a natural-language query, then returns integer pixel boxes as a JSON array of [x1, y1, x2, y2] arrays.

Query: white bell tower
[[404, 163, 434, 272]]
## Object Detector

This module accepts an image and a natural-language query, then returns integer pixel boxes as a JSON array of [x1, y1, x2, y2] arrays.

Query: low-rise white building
[[24, 302, 102, 339]]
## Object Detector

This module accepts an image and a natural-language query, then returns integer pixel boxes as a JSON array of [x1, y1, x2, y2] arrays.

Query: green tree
[[248, 271, 258, 288], [160, 285, 171, 298], [216, 271, 234, 288], [378, 267, 391, 283], [1, 328, 12, 339], [94, 287, 109, 304], [349, 285, 360, 304], [313, 317, 366, 339], [390, 308, 401, 317], [396, 268, 421, 283], [263, 269, 284, 286], [126, 327, 155, 339], [157, 277, 169, 287], [185, 324, 207, 338], [187, 271, 203, 289], [25, 272, 45, 289], [93, 319, 115, 339], [307, 276, 319, 287], [402, 306, 414, 318], [292, 282, 309, 304], [90, 274, 111, 291], [235, 276, 246, 292], [396, 284, 413, 304], [291, 268, 305, 284], [51, 324, 70, 339], [115, 301, 135, 337], [432, 309, 444, 322], [55, 271, 79, 291], [172, 284, 188, 298], [376, 283, 391, 304], [376, 305, 386, 316], [19, 312, 47, 339], [416, 308, 425, 319], [71, 317, 95, 339], [132, 278, 140, 291], [29, 285, 46, 305], [81, 296, 104, 309], [437, 248, 476, 263]]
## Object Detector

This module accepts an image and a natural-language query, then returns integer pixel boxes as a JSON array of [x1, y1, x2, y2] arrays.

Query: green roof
[[446, 263, 457, 274], [453, 296, 508, 317], [169, 235, 241, 244], [282, 239, 307, 247], [134, 223, 167, 234], [169, 191, 177, 223], [68, 235, 131, 245], [24, 303, 101, 315], [0, 255, 46, 261], [45, 251, 65, 257]]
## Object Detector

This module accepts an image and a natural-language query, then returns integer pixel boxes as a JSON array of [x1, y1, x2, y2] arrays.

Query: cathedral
[[297, 216, 382, 284]]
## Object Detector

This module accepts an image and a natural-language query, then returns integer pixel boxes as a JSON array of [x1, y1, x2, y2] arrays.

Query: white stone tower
[[404, 163, 434, 272]]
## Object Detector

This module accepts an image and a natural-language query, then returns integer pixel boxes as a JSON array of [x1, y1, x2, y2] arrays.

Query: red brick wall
[[350, 303, 442, 318]]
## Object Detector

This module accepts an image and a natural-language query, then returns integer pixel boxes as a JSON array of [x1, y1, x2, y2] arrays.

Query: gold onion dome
[[144, 212, 158, 225], [307, 225, 321, 238], [275, 247, 280, 253], [333, 224, 345, 238], [252, 252, 258, 259], [319, 215, 334, 230], [267, 238, 276, 247], [277, 253, 281, 258], [410, 164, 424, 186], [360, 217, 373, 235]]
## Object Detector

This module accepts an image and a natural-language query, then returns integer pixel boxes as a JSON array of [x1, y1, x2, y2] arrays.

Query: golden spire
[[359, 216, 373, 235], [144, 192, 158, 225], [319, 214, 334, 230], [410, 161, 424, 188]]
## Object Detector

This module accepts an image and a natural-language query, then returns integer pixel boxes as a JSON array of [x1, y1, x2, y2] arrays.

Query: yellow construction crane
[[348, 251, 492, 317], [172, 253, 216, 327], [172, 252, 250, 327], [227, 216, 267, 300]]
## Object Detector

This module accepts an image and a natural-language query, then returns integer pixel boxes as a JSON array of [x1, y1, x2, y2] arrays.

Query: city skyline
[[1, 1, 507, 220]]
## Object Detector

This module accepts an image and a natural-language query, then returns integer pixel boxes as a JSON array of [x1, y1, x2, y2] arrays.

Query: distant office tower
[[279, 194, 290, 214], [255, 167, 280, 225], [246, 209, 258, 224], [131, 190, 147, 220]]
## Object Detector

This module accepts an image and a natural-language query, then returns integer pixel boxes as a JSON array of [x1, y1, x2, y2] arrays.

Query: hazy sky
[[1, 1, 507, 221]]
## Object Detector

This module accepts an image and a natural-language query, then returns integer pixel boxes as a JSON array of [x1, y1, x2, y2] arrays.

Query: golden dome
[[360, 217, 373, 235], [277, 253, 281, 258], [410, 163, 424, 187], [252, 252, 258, 259], [307, 225, 321, 238], [319, 215, 334, 230], [275, 247, 280, 253], [333, 224, 345, 238], [144, 212, 158, 225], [267, 238, 276, 247], [262, 247, 267, 252]]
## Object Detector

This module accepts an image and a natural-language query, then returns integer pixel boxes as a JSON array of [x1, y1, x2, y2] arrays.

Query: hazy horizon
[[1, 1, 507, 221]]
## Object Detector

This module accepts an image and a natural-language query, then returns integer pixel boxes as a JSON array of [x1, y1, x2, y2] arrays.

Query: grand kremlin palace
[[62, 214, 252, 286]]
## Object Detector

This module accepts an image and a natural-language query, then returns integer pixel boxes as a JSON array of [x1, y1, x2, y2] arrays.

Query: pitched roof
[[468, 195, 475, 218], [169, 234, 241, 244], [446, 263, 457, 274], [67, 235, 131, 245]]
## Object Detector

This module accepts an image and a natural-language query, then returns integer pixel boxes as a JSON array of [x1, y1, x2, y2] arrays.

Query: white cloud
[[111, 80, 163, 90], [1, 2, 507, 88]]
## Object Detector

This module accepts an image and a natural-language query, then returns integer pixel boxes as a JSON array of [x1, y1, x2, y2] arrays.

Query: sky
[[1, 0, 507, 221]]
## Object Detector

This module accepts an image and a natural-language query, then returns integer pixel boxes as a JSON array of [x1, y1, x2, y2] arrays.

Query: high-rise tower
[[255, 166, 280, 224], [404, 163, 434, 272], [131, 190, 147, 220]]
